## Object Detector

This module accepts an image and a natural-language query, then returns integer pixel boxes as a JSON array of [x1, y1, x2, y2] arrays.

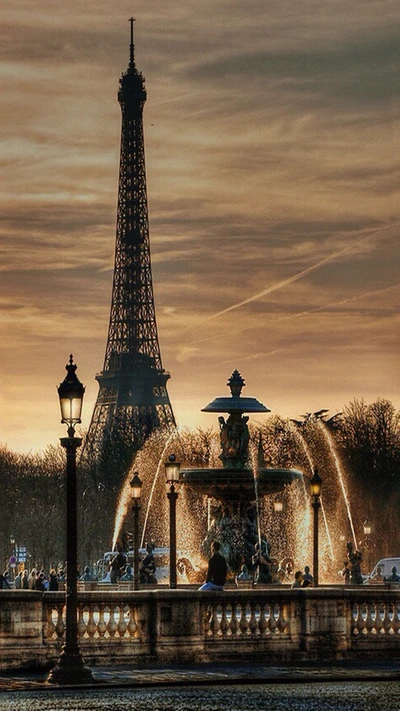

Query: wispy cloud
[[1, 0, 399, 451]]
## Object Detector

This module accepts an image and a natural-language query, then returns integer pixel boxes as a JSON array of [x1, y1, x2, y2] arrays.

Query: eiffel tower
[[84, 20, 175, 464]]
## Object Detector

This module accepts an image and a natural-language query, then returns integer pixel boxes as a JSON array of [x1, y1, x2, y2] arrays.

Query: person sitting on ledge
[[385, 566, 400, 582], [120, 565, 133, 581], [252, 540, 272, 584], [235, 555, 251, 585], [199, 541, 228, 591], [80, 565, 94, 582], [370, 565, 384, 582]]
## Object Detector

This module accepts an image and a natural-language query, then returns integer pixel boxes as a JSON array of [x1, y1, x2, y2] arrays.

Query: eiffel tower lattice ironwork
[[84, 20, 175, 461]]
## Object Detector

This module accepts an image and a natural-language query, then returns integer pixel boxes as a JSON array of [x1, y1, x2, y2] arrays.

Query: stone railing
[[1, 586, 400, 670]]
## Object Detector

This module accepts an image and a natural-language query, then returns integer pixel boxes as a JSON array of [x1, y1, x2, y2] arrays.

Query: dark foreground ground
[[0, 662, 399, 710]]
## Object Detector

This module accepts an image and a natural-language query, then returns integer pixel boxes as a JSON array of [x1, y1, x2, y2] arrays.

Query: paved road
[[1, 679, 400, 711], [0, 660, 399, 692]]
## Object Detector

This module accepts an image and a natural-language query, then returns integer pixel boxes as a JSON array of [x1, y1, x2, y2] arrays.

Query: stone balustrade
[[0, 586, 399, 670]]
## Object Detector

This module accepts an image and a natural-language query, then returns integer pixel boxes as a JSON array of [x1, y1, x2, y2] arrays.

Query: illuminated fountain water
[[109, 373, 363, 584]]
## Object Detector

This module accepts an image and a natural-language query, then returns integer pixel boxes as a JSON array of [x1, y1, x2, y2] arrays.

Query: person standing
[[139, 543, 157, 584], [28, 569, 37, 590], [292, 570, 303, 588], [340, 560, 350, 585], [48, 569, 59, 591], [252, 540, 272, 584], [1, 571, 11, 589], [21, 570, 29, 589], [303, 566, 314, 586], [199, 541, 228, 591]]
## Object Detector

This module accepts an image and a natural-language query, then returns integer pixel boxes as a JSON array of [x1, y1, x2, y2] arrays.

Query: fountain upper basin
[[180, 467, 303, 502]]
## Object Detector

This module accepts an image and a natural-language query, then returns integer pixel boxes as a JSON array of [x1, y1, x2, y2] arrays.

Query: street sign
[[9, 555, 17, 566], [17, 547, 27, 563]]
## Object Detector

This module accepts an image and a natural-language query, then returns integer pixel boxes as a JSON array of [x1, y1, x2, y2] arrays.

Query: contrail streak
[[189, 283, 400, 346], [219, 348, 288, 366], [182, 222, 398, 333]]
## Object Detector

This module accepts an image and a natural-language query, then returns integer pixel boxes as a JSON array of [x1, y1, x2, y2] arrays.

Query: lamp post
[[9, 536, 16, 583], [130, 472, 142, 590], [310, 468, 322, 588], [48, 355, 93, 685], [165, 454, 180, 589], [363, 519, 372, 574]]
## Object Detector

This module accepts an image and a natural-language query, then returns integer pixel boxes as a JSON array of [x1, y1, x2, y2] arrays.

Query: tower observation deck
[[84, 20, 175, 462]]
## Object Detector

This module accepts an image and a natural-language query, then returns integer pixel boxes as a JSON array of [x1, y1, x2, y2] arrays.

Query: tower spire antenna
[[129, 17, 135, 68]]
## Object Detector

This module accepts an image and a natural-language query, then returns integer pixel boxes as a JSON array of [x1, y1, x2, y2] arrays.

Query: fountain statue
[[179, 370, 303, 574]]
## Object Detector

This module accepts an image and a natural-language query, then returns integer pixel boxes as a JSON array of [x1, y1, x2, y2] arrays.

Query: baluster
[[77, 605, 86, 639], [270, 603, 279, 634], [127, 604, 138, 638], [117, 604, 128, 637], [209, 604, 221, 637], [219, 603, 229, 637], [355, 602, 366, 634], [277, 603, 288, 634], [86, 606, 97, 638], [97, 606, 107, 637], [46, 605, 56, 639], [350, 603, 359, 635], [229, 603, 238, 636], [258, 603, 269, 637], [107, 606, 118, 637], [239, 602, 249, 636], [55, 604, 65, 639], [393, 603, 400, 635], [224, 604, 233, 636], [248, 603, 258, 636], [387, 603, 395, 635], [374, 601, 384, 634], [364, 602, 374, 635]]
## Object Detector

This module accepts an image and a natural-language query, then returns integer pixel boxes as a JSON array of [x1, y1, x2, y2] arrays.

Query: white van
[[364, 557, 400, 584]]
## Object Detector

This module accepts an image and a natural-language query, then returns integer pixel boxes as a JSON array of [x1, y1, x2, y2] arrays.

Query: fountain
[[179, 370, 303, 571], [109, 372, 365, 584]]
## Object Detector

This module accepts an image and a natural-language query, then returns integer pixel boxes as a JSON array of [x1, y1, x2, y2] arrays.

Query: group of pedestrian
[[198, 540, 315, 591], [104, 542, 157, 585], [1, 566, 67, 591], [291, 566, 314, 588]]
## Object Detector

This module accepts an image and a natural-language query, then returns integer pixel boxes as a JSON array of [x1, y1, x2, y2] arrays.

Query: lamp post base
[[47, 646, 94, 685]]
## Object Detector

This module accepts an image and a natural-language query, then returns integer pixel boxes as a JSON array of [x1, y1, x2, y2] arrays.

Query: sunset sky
[[1, 0, 399, 453]]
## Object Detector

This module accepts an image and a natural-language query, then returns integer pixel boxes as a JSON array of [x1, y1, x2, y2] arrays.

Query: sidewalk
[[0, 660, 399, 692]]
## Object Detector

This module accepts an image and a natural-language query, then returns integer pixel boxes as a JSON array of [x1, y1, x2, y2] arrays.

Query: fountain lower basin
[[180, 467, 303, 502]]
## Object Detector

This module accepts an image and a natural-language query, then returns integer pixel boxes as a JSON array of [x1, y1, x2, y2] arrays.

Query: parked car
[[364, 557, 400, 584]]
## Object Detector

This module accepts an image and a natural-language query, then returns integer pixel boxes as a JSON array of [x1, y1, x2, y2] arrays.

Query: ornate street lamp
[[310, 468, 322, 588], [165, 454, 180, 589], [9, 536, 16, 584], [130, 472, 142, 590], [48, 356, 93, 685], [363, 519, 372, 537]]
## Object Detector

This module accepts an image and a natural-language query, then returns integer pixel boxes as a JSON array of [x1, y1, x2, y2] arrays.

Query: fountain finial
[[201, 371, 270, 414], [227, 369, 245, 397]]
